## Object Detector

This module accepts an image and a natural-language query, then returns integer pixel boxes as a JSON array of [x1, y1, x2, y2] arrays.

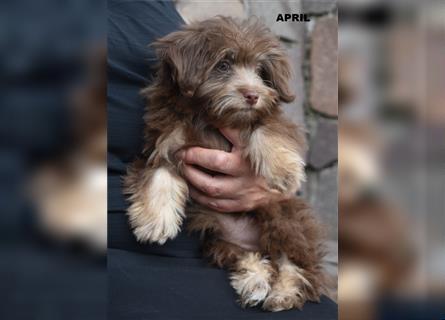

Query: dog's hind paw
[[230, 252, 273, 307], [262, 254, 314, 312], [262, 291, 304, 312]]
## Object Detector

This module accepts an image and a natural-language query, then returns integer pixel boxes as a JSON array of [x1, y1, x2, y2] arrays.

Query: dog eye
[[258, 66, 273, 86], [216, 60, 231, 72], [258, 66, 268, 79]]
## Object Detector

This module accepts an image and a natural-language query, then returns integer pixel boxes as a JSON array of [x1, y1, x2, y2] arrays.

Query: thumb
[[219, 127, 243, 152]]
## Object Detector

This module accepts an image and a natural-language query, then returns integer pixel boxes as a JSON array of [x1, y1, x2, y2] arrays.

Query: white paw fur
[[230, 252, 273, 307], [247, 127, 305, 193], [127, 167, 188, 244], [263, 254, 311, 312]]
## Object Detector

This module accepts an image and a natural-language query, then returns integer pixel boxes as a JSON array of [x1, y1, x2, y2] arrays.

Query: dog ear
[[153, 29, 210, 97], [262, 50, 295, 103]]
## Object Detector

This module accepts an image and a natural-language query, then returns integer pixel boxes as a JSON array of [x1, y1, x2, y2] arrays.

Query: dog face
[[153, 17, 295, 126]]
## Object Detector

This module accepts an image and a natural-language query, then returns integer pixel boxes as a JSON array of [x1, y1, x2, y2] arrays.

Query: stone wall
[[302, 8, 338, 243], [299, 1, 338, 293]]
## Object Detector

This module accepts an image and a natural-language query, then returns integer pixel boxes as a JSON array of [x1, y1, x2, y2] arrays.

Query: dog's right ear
[[153, 28, 210, 98]]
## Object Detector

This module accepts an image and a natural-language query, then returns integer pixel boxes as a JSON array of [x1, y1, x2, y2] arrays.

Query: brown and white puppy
[[124, 17, 326, 311]]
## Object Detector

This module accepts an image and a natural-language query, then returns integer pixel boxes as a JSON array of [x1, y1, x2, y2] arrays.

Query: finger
[[219, 127, 243, 151], [182, 164, 243, 198], [182, 147, 242, 175], [189, 187, 247, 213]]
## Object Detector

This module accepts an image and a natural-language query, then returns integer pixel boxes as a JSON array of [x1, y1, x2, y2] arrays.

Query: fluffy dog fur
[[124, 17, 326, 311]]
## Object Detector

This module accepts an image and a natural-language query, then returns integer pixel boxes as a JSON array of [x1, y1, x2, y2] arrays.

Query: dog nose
[[242, 90, 259, 105]]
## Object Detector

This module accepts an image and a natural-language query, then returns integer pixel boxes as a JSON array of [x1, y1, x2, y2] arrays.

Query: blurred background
[[338, 0, 445, 319], [0, 0, 444, 319], [0, 0, 106, 319]]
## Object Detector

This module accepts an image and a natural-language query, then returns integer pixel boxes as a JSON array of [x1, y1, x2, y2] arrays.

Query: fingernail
[[209, 201, 218, 208]]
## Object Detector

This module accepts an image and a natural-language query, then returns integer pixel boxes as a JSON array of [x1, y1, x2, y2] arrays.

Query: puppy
[[124, 17, 326, 311]]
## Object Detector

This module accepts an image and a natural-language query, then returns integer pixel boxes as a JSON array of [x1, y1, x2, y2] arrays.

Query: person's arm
[[177, 127, 293, 213]]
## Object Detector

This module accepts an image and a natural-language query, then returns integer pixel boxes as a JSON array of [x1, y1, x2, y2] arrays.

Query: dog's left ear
[[263, 50, 295, 103], [153, 28, 210, 97]]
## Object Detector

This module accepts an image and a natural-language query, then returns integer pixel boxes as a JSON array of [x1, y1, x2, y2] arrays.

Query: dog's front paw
[[248, 127, 306, 194], [127, 167, 188, 244], [132, 213, 181, 245], [265, 173, 304, 194], [230, 252, 273, 307]]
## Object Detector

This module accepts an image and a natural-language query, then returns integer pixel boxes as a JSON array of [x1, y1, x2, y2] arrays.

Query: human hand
[[177, 127, 293, 213]]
